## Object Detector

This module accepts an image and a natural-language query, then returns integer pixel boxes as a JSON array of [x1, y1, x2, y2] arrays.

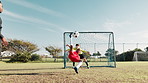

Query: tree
[[145, 47, 148, 52], [3, 39, 39, 63], [9, 52, 31, 63], [45, 46, 62, 62], [116, 48, 143, 61], [115, 50, 119, 55], [3, 39, 39, 54], [134, 48, 142, 52], [105, 48, 114, 57], [92, 51, 101, 56], [30, 54, 42, 61]]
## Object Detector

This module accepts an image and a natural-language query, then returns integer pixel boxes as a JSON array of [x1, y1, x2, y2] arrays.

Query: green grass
[[0, 61, 148, 83]]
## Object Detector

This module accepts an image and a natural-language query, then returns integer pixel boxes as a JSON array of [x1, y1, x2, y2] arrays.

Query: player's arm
[[0, 28, 8, 46], [0, 29, 4, 39], [66, 44, 73, 51], [66, 45, 76, 56], [2, 37, 8, 46], [81, 49, 85, 53], [0, 1, 3, 13], [0, 30, 8, 46]]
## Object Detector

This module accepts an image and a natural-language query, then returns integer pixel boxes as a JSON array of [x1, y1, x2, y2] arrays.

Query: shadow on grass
[[0, 72, 75, 76], [0, 73, 40, 75], [0, 72, 63, 75], [0, 67, 64, 71]]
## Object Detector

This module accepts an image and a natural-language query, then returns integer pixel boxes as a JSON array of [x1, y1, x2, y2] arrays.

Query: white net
[[64, 32, 116, 68], [133, 51, 148, 61]]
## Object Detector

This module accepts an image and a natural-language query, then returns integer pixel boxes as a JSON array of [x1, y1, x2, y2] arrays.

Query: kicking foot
[[74, 67, 78, 74], [87, 66, 90, 69], [72, 66, 75, 69]]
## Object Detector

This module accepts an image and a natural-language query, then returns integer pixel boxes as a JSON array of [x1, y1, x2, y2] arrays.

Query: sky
[[1, 0, 148, 54]]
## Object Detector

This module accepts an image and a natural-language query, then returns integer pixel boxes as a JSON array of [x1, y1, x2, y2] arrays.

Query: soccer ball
[[72, 31, 79, 38]]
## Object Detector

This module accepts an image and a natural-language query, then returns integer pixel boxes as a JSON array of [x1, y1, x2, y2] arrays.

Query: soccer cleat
[[87, 66, 90, 69], [72, 66, 75, 69], [74, 67, 78, 74]]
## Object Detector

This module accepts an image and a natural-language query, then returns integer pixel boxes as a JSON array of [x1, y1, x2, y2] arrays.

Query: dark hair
[[76, 44, 79, 46], [76, 48, 80, 51], [76, 48, 80, 53]]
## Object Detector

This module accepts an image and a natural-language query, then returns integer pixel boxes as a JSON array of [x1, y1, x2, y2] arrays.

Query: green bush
[[9, 52, 31, 63], [116, 51, 134, 61], [30, 54, 42, 61]]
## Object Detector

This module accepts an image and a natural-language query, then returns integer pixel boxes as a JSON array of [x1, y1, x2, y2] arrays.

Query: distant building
[[1, 51, 15, 57]]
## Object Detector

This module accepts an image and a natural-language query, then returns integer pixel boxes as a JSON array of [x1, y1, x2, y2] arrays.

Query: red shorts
[[68, 51, 80, 62]]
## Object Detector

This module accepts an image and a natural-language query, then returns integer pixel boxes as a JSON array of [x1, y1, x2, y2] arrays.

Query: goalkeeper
[[73, 44, 90, 69]]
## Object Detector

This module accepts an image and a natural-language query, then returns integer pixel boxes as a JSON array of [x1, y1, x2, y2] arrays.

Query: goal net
[[133, 51, 148, 61], [63, 32, 116, 68]]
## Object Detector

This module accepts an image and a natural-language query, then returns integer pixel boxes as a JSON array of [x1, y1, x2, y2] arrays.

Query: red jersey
[[68, 51, 80, 62]]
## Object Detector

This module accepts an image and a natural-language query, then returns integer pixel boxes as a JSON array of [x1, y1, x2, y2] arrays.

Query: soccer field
[[0, 62, 148, 83]]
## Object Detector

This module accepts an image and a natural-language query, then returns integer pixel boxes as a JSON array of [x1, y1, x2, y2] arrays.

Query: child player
[[73, 44, 90, 69], [66, 44, 83, 74]]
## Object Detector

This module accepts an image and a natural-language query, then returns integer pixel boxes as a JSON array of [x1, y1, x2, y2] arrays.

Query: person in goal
[[66, 44, 83, 74], [73, 44, 90, 69]]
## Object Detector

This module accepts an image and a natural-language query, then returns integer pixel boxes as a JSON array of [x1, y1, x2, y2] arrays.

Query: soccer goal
[[133, 51, 148, 61], [63, 31, 116, 68]]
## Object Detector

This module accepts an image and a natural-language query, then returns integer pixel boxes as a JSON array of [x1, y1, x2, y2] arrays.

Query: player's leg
[[73, 60, 83, 74], [79, 54, 89, 69], [0, 44, 2, 61], [83, 58, 90, 69], [73, 62, 75, 67]]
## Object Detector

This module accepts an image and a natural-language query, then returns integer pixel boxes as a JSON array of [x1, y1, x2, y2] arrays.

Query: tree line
[[116, 48, 148, 61], [1, 39, 62, 63], [2, 39, 148, 62]]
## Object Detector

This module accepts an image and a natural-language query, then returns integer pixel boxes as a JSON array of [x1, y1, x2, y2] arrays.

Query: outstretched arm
[[0, 1, 3, 13], [66, 44, 73, 51], [2, 37, 8, 46]]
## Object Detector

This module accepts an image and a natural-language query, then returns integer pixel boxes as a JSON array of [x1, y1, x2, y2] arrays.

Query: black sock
[[85, 61, 89, 66], [73, 62, 75, 66]]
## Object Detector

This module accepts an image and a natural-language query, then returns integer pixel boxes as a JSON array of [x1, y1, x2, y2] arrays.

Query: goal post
[[63, 31, 116, 68], [133, 51, 148, 61]]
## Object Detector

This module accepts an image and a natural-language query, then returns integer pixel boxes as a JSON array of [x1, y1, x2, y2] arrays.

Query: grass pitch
[[0, 61, 147, 83]]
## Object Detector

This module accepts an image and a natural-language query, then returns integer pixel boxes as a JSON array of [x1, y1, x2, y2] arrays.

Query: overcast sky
[[1, 0, 148, 54]]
